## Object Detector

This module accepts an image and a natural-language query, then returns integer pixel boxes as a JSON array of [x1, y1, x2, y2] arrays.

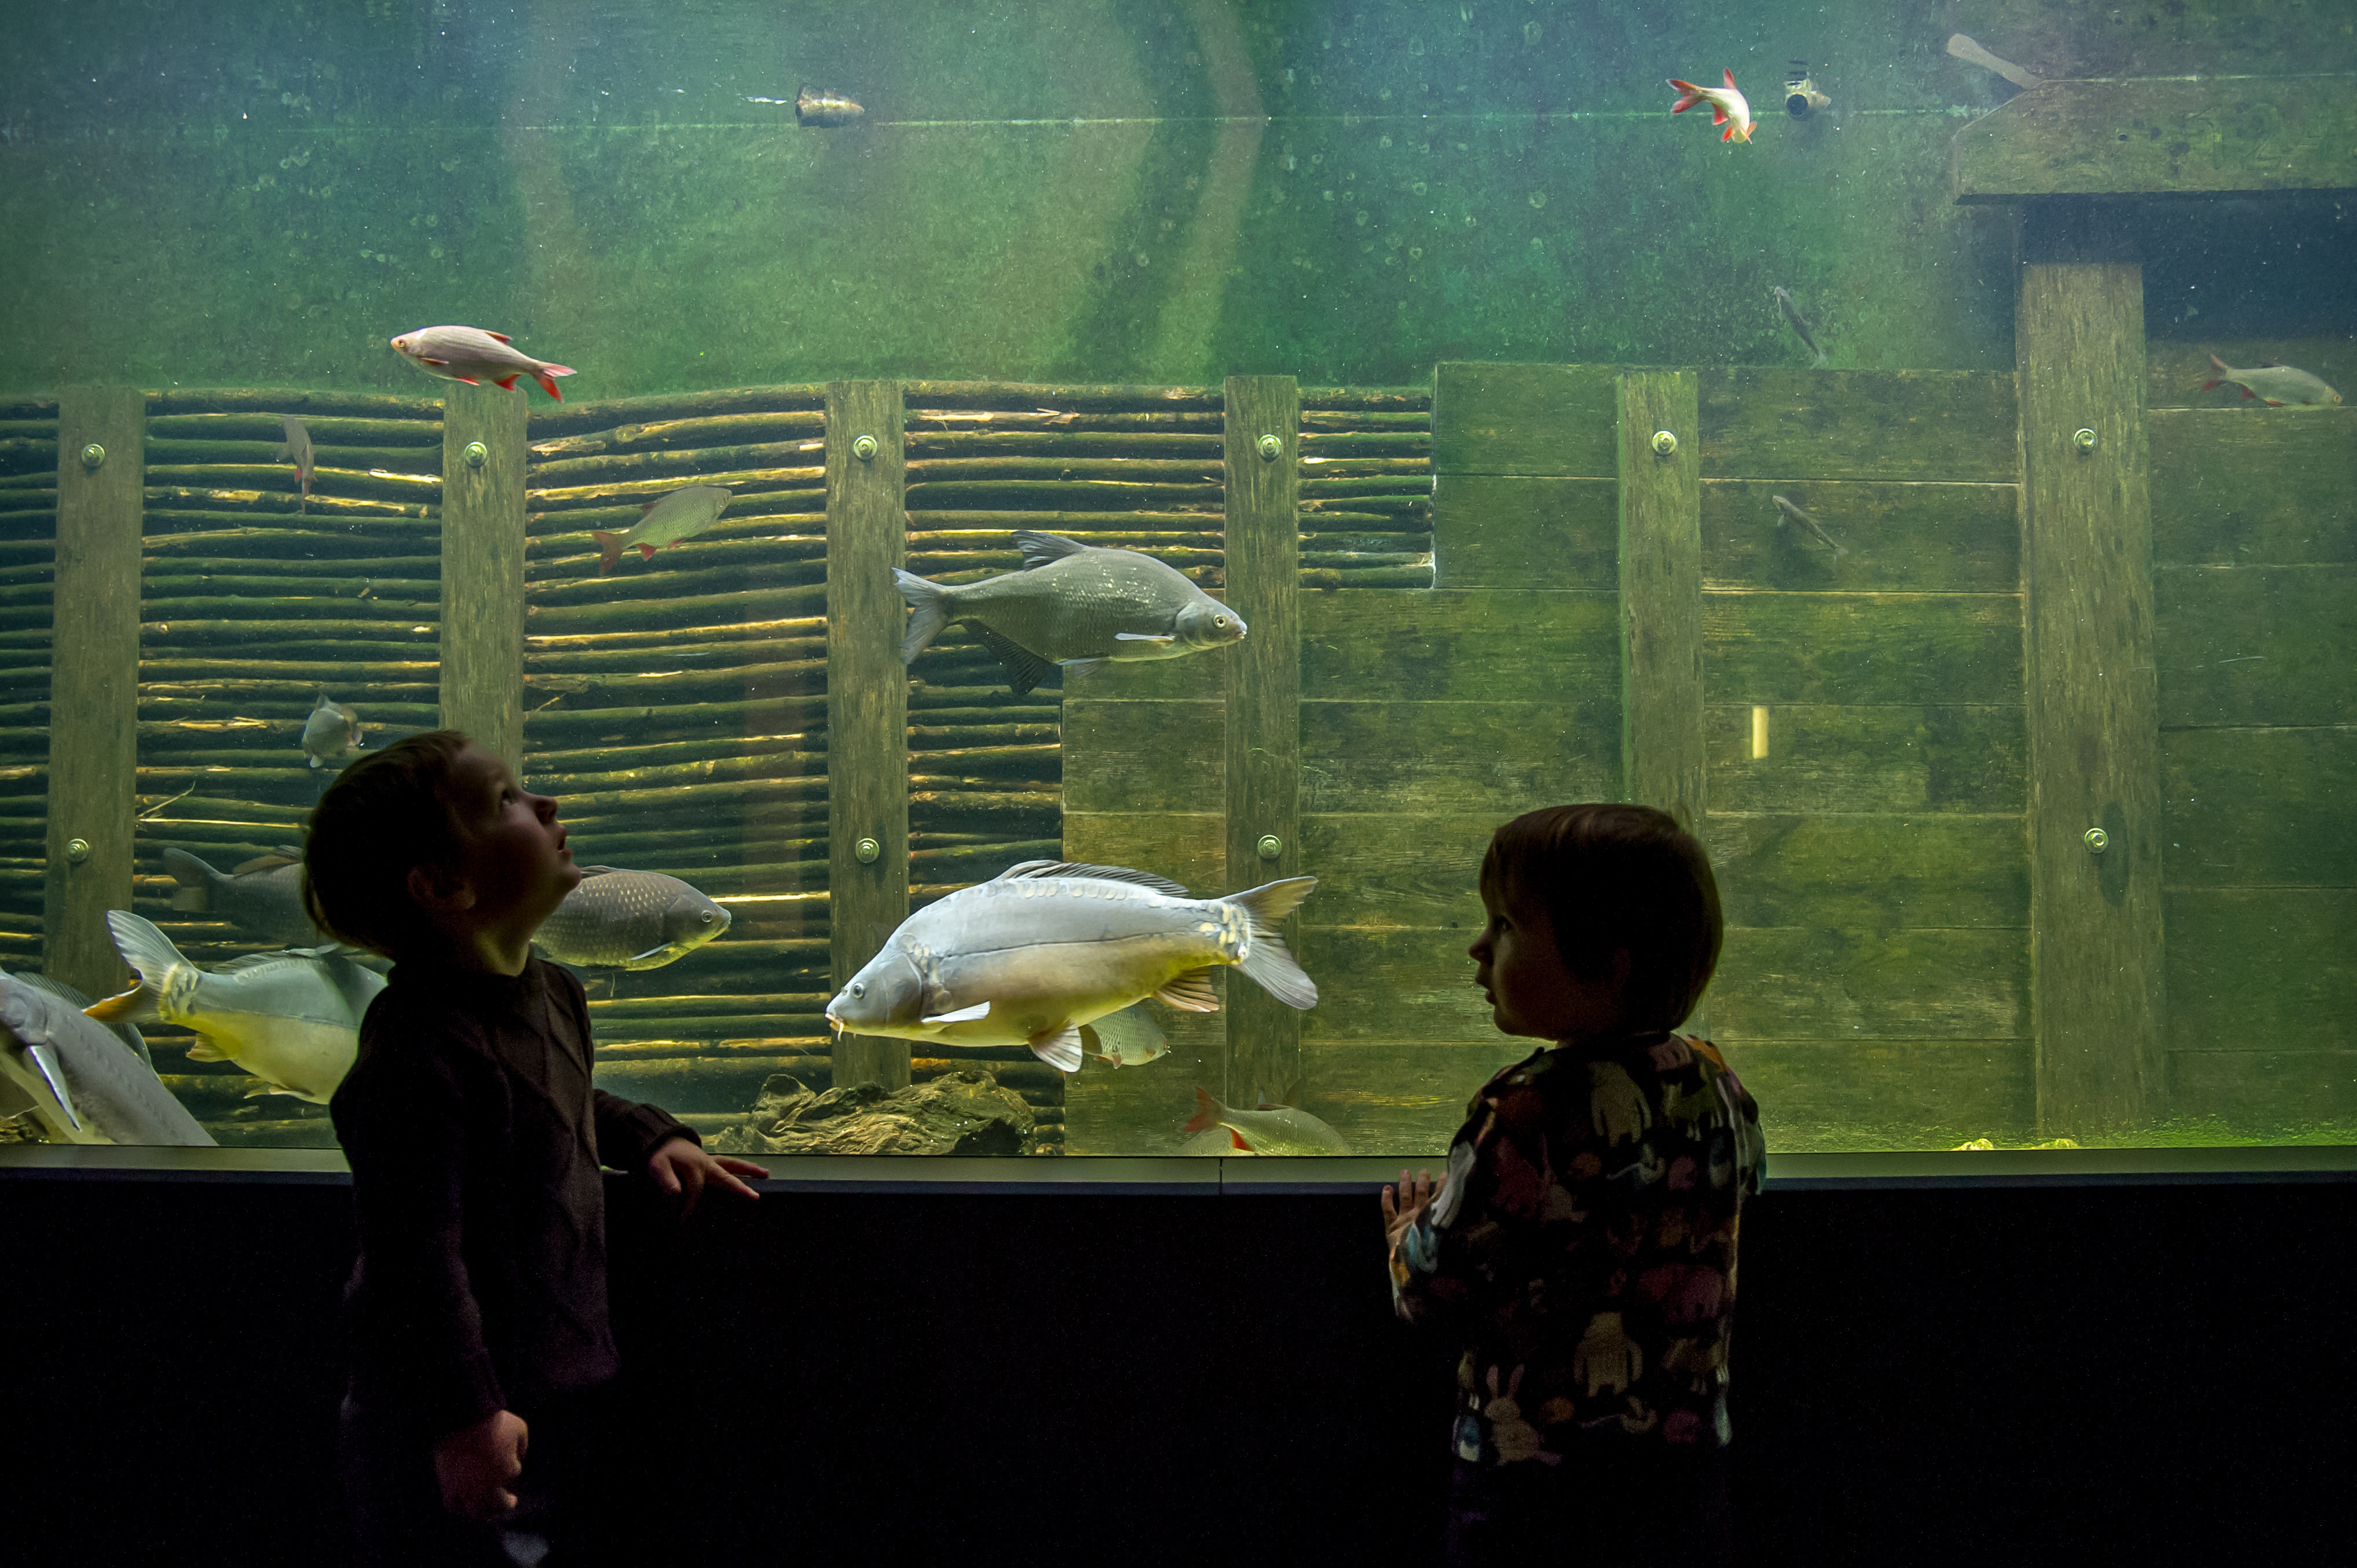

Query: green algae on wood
[[1953, 78, 2357, 200]]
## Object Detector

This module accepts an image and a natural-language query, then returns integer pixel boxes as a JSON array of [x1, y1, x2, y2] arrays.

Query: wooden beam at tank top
[[2150, 409, 2357, 565], [2167, 888, 2356, 1058], [1293, 1040, 1517, 1159], [1707, 926, 2030, 1041], [2016, 218, 2165, 1134], [1947, 0, 2357, 80], [1298, 589, 1620, 701], [1952, 79, 2357, 202], [1701, 481, 2022, 594], [1696, 371, 2019, 485], [43, 386, 143, 1000], [437, 381, 528, 769], [1430, 475, 1619, 590], [1294, 813, 1496, 933], [1706, 813, 2030, 932], [1704, 593, 2025, 707], [2155, 565, 2357, 727], [1431, 363, 1619, 478], [1715, 1040, 2036, 1152], [824, 380, 910, 1093], [1060, 699, 1224, 815], [2163, 728, 2357, 889], [1618, 371, 1705, 834], [1299, 701, 1620, 816], [1223, 374, 1302, 1112]]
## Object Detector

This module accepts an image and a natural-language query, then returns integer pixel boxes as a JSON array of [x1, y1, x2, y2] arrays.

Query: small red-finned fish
[[389, 325, 577, 400], [274, 414, 314, 514], [1668, 69, 1754, 143], [795, 87, 863, 127], [2198, 354, 2343, 409], [591, 485, 732, 577]]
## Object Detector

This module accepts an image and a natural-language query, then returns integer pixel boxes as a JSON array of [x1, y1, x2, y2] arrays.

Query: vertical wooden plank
[[2016, 203, 2164, 1134], [1617, 372, 1705, 831], [43, 387, 142, 999], [439, 383, 527, 768], [825, 382, 910, 1090], [1223, 375, 1301, 1108]]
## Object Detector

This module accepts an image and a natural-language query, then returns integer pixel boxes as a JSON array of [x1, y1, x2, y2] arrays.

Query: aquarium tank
[[0, 0, 2349, 1160]]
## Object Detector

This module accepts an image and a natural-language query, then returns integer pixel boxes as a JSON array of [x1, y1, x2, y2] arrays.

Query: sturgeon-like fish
[[89, 912, 385, 1104], [0, 970, 212, 1145], [825, 861, 1316, 1073]]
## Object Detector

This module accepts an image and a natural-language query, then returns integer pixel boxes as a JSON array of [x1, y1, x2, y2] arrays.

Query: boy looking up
[[305, 731, 764, 1566], [1384, 804, 1764, 1566]]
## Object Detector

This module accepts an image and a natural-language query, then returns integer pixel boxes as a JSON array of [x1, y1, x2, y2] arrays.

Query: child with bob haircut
[[1384, 803, 1764, 1566], [306, 730, 766, 1567]]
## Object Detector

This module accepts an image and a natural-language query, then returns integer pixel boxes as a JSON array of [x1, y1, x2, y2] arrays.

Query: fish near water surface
[[894, 531, 1246, 697], [90, 911, 385, 1104], [1772, 494, 1847, 557], [795, 87, 863, 127], [1181, 1087, 1352, 1155], [302, 694, 363, 770], [162, 847, 327, 949], [1773, 287, 1828, 368], [2199, 354, 2342, 409], [1668, 70, 1754, 143], [591, 485, 731, 576], [825, 861, 1317, 1074], [0, 971, 211, 1145], [390, 325, 577, 401], [532, 866, 733, 971], [275, 415, 314, 514]]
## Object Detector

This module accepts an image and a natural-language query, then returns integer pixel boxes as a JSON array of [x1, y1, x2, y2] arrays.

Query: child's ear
[[406, 862, 476, 914]]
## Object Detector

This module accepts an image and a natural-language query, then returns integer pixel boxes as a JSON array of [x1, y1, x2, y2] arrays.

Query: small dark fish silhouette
[[275, 415, 314, 514], [1774, 287, 1828, 368], [1772, 494, 1847, 557], [796, 87, 863, 127]]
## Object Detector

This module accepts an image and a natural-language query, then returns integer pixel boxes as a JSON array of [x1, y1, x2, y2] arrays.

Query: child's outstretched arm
[[645, 1135, 766, 1218]]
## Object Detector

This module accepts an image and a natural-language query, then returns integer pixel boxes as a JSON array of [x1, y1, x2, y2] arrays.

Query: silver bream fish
[[164, 847, 327, 949], [825, 861, 1317, 1074], [302, 694, 364, 770], [0, 970, 211, 1145], [894, 530, 1246, 696], [90, 912, 385, 1104], [276, 414, 315, 514], [532, 866, 732, 971]]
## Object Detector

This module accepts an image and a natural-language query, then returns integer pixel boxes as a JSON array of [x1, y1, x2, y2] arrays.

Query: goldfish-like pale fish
[[795, 87, 863, 127], [1669, 69, 1754, 143], [390, 325, 577, 400], [2199, 354, 2343, 409], [302, 693, 364, 770], [275, 415, 314, 514]]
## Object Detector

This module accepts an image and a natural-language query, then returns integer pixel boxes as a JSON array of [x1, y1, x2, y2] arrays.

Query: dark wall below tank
[[3, 1171, 2344, 1565]]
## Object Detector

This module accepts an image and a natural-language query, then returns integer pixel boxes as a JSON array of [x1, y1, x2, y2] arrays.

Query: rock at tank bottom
[[709, 1069, 1038, 1156]]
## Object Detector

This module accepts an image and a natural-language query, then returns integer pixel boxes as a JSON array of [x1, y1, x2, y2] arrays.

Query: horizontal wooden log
[[1953, 78, 2357, 201], [145, 441, 439, 472], [1721, 1041, 2034, 1151], [148, 466, 440, 501], [144, 490, 437, 519], [526, 387, 826, 437], [1303, 699, 1620, 814], [528, 467, 826, 510], [1302, 565, 1433, 591], [905, 510, 1223, 534], [1705, 592, 2023, 706], [1284, 1041, 1509, 1159], [529, 411, 824, 457], [905, 431, 1224, 459], [526, 582, 828, 633], [1712, 925, 2029, 1041], [526, 558, 825, 609], [901, 380, 1218, 411], [528, 615, 826, 652], [1432, 362, 1618, 478], [2150, 408, 2357, 566], [1703, 481, 2021, 592], [1707, 702, 2025, 814], [1432, 475, 1616, 590], [1300, 387, 1430, 411], [523, 695, 829, 739], [146, 389, 441, 417], [1944, 0, 2357, 80], [902, 479, 1224, 510], [2155, 564, 2354, 727], [1708, 812, 2028, 931], [1302, 589, 1622, 702], [1697, 371, 2018, 483], [146, 412, 444, 443], [528, 637, 824, 679], [1062, 699, 1223, 815], [1295, 812, 1491, 931], [530, 438, 828, 485], [2163, 726, 2357, 889], [2166, 887, 2355, 1055]]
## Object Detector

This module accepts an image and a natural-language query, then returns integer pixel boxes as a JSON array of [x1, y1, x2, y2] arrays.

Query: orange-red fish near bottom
[[1668, 68, 1755, 143]]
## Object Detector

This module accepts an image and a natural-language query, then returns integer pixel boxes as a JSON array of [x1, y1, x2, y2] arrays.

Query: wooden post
[[440, 383, 528, 768], [825, 381, 910, 1090], [1223, 375, 1301, 1109], [2016, 201, 2165, 1134], [43, 387, 143, 999], [1616, 372, 1705, 831]]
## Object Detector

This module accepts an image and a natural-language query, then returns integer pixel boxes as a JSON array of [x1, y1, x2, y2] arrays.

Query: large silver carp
[[825, 861, 1317, 1073], [0, 970, 213, 1145]]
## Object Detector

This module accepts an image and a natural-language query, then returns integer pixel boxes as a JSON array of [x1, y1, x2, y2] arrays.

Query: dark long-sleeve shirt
[[1390, 1033, 1764, 1463], [328, 953, 694, 1439]]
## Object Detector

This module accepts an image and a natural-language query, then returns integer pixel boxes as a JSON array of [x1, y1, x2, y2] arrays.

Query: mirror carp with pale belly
[[892, 530, 1246, 695], [89, 912, 386, 1104], [825, 861, 1317, 1073]]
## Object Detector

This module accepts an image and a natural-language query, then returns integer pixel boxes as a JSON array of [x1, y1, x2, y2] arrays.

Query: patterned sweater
[[1390, 1033, 1765, 1464]]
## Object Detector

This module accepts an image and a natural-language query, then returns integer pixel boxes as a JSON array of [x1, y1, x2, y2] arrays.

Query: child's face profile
[[1469, 881, 1633, 1045], [441, 743, 581, 926]]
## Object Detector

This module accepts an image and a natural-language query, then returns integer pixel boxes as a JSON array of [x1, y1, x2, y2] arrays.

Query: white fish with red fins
[[591, 485, 732, 576], [2198, 354, 2343, 409], [1668, 69, 1754, 143], [389, 325, 577, 400], [275, 415, 314, 513]]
